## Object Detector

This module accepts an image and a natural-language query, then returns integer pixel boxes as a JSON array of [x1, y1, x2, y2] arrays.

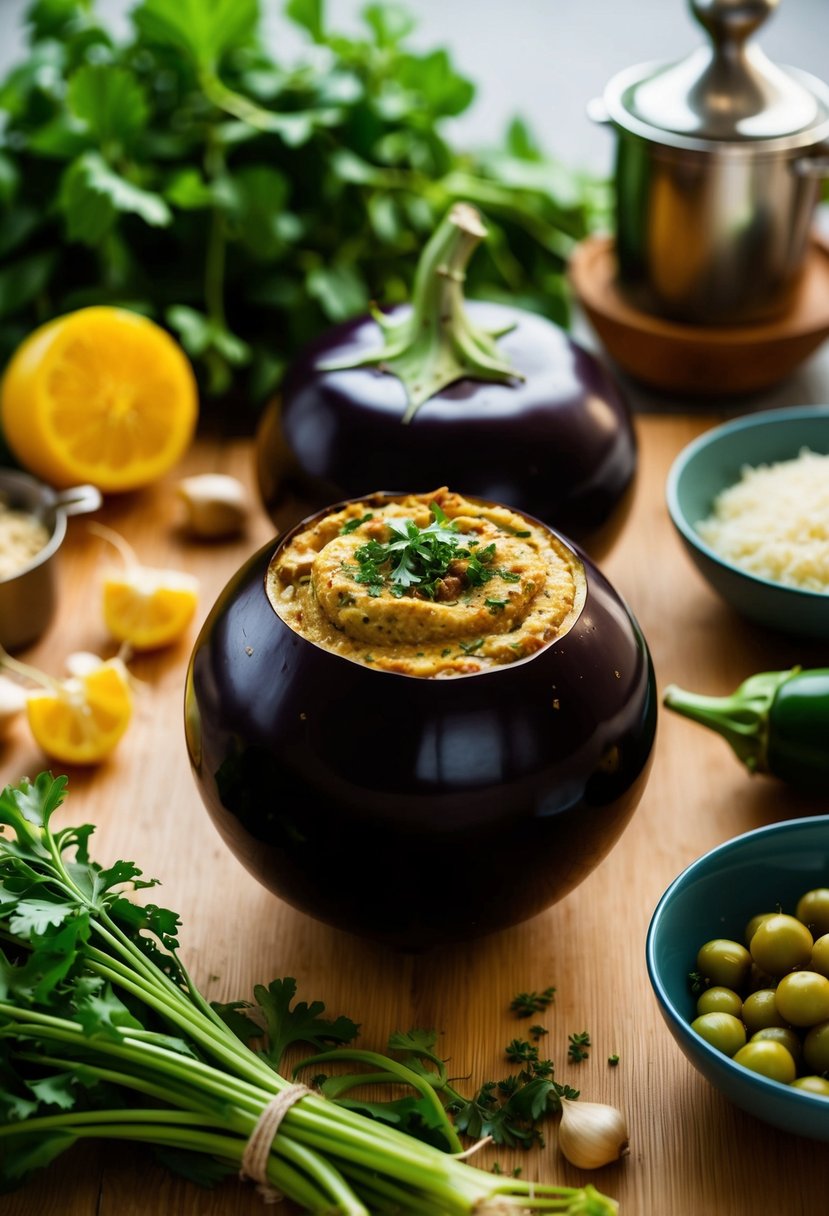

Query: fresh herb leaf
[[509, 987, 556, 1018], [132, 0, 258, 70], [340, 513, 374, 535], [67, 64, 149, 148], [567, 1031, 591, 1064], [250, 977, 361, 1070]]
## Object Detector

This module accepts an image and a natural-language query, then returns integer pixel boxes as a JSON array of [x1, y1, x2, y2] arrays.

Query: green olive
[[741, 988, 784, 1035], [796, 889, 829, 938], [790, 1075, 829, 1097], [748, 914, 813, 977], [810, 934, 829, 979], [696, 938, 752, 990], [745, 912, 775, 946], [733, 1040, 797, 1084], [691, 1012, 747, 1057], [803, 1020, 829, 1073], [750, 1026, 801, 1062], [696, 987, 743, 1018], [775, 970, 829, 1027]]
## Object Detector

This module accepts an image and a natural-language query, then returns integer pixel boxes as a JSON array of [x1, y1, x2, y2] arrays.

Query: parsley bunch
[[0, 0, 605, 411], [0, 774, 619, 1214]]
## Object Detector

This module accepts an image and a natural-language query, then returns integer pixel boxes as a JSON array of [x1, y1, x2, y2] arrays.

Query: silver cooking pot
[[591, 0, 829, 325], [0, 470, 101, 651]]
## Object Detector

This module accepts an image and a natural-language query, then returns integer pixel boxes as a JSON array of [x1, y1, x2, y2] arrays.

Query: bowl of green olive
[[646, 815, 829, 1140]]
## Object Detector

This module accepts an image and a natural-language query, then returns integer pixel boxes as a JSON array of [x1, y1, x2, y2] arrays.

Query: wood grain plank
[[1, 416, 826, 1216]]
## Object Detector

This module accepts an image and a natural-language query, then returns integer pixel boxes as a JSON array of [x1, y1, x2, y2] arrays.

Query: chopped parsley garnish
[[349, 503, 500, 599], [340, 512, 375, 534], [485, 598, 509, 613], [459, 639, 485, 655]]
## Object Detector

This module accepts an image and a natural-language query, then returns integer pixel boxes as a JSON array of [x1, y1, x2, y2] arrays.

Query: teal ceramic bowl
[[665, 405, 829, 638], [647, 816, 829, 1140]]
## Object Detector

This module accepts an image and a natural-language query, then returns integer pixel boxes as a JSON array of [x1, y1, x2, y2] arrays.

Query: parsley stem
[[293, 1047, 463, 1153]]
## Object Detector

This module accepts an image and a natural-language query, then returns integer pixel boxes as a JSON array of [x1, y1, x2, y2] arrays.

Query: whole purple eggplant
[[257, 204, 637, 555]]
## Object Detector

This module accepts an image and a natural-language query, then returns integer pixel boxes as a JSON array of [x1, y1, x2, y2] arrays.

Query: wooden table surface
[[1, 411, 827, 1216]]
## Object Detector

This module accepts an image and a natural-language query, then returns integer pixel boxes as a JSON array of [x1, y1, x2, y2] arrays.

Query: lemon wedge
[[102, 566, 199, 651], [26, 658, 133, 765]]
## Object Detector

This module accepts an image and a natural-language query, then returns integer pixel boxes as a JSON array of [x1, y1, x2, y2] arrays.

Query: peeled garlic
[[65, 651, 106, 677], [177, 474, 249, 539], [558, 1097, 629, 1169], [0, 675, 27, 738]]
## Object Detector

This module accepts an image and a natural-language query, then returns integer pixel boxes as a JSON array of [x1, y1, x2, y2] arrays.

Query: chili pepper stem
[[663, 669, 796, 773]]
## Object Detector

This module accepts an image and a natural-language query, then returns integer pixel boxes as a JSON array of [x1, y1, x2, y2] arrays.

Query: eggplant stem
[[320, 202, 523, 422]]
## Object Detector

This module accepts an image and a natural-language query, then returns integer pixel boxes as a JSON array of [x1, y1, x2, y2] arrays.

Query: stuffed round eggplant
[[185, 489, 656, 950], [256, 204, 636, 556]]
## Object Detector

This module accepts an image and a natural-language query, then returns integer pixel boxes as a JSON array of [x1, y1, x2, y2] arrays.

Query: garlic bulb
[[0, 675, 26, 738], [558, 1097, 629, 1169], [177, 474, 249, 539]]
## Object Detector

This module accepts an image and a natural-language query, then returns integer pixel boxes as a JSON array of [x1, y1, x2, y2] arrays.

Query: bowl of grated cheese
[[666, 406, 829, 638]]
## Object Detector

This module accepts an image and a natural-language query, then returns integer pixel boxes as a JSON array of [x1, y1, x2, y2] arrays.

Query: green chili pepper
[[663, 667, 829, 792]]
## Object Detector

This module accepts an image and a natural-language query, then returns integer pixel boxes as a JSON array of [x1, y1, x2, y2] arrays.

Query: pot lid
[[616, 0, 828, 142]]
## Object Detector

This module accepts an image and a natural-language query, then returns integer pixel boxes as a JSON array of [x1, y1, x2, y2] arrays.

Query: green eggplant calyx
[[662, 668, 800, 775], [320, 201, 523, 422]]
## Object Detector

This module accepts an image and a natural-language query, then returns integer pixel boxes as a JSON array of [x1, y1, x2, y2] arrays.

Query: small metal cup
[[0, 469, 102, 651]]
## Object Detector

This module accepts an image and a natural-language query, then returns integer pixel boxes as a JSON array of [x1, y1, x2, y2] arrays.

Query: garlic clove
[[0, 674, 27, 738], [65, 651, 106, 678], [177, 474, 249, 539], [558, 1097, 629, 1170]]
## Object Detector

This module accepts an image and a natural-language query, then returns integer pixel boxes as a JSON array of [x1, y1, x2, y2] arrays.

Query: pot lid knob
[[627, 0, 821, 140]]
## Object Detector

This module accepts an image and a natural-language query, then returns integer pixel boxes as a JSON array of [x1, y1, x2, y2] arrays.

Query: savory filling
[[267, 489, 585, 676], [0, 501, 50, 580]]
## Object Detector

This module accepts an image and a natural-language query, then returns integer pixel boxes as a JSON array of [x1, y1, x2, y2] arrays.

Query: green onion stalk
[[0, 774, 617, 1215]]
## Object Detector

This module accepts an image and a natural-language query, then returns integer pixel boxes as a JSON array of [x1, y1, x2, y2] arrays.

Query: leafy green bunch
[[0, 0, 606, 408], [0, 773, 620, 1213]]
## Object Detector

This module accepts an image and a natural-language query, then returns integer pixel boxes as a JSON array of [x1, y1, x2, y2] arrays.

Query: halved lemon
[[26, 659, 133, 765], [0, 306, 198, 493], [102, 566, 199, 651]]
